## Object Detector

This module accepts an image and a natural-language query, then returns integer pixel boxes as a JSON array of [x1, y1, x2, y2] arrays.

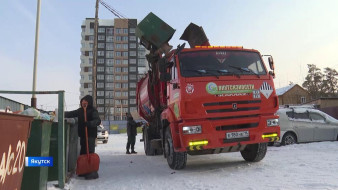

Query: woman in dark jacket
[[65, 95, 101, 179]]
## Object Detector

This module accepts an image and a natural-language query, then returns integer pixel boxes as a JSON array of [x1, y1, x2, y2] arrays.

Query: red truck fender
[[161, 108, 182, 150]]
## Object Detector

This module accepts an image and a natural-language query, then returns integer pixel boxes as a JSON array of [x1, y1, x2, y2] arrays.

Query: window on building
[[123, 28, 128, 34], [97, 59, 104, 64], [97, 75, 104, 80], [129, 43, 136, 48], [90, 28, 94, 34], [138, 51, 145, 57], [122, 100, 128, 105], [89, 51, 93, 56], [89, 43, 94, 48], [98, 43, 105, 48], [123, 44, 128, 49], [105, 99, 114, 105], [89, 36, 94, 41], [98, 107, 104, 113], [138, 59, 145, 67], [122, 52, 128, 57], [122, 60, 128, 65], [97, 91, 104, 96], [115, 36, 121, 41], [106, 91, 113, 98], [122, 36, 128, 41], [129, 67, 136, 72], [97, 83, 104, 88], [115, 52, 121, 57], [97, 99, 104, 104], [130, 51, 136, 56], [89, 58, 93, 65], [129, 74, 136, 80], [106, 67, 114, 74], [98, 35, 105, 40], [115, 83, 121, 88], [98, 28, 105, 33], [105, 75, 114, 82], [81, 75, 84, 80], [129, 91, 136, 96], [122, 92, 128, 97], [106, 59, 114, 66], [115, 28, 122, 34], [129, 59, 136, 64], [106, 28, 114, 35], [116, 44, 121, 49], [106, 51, 114, 58], [98, 51, 104, 56], [115, 75, 121, 80], [105, 83, 114, 90], [130, 83, 136, 88], [115, 67, 121, 72], [301, 97, 306, 104], [106, 43, 114, 50], [115, 92, 121, 97], [130, 107, 137, 112], [122, 83, 128, 88], [122, 108, 128, 113], [115, 60, 121, 65], [122, 75, 128, 80], [97, 67, 104, 72], [129, 28, 135, 33], [130, 99, 136, 104], [129, 36, 136, 41], [88, 75, 92, 80], [106, 36, 113, 42], [122, 68, 128, 72], [115, 100, 121, 105]]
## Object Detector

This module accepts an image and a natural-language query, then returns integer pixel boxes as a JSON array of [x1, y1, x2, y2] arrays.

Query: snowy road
[[62, 134, 338, 190]]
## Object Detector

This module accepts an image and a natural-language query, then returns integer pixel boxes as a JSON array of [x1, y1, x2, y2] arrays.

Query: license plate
[[226, 131, 249, 139]]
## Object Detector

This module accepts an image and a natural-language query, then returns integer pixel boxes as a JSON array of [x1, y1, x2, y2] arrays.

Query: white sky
[[1, 0, 337, 110]]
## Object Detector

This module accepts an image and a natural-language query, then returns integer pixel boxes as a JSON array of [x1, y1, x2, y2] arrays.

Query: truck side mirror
[[160, 73, 171, 82]]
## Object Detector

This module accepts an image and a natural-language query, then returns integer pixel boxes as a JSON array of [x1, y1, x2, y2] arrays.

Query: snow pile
[[52, 134, 338, 190]]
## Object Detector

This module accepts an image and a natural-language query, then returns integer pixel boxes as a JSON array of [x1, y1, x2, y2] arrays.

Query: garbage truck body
[[136, 12, 280, 170]]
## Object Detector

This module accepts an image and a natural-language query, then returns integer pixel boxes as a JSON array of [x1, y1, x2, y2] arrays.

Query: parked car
[[97, 125, 109, 144], [277, 106, 338, 145]]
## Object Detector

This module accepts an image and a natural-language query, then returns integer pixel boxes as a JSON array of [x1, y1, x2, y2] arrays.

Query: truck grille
[[203, 100, 261, 119]]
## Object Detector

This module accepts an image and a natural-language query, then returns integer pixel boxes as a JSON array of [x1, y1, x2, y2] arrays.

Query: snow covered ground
[[50, 134, 338, 190]]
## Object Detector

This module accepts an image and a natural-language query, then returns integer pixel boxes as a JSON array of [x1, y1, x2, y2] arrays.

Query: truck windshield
[[179, 50, 267, 77]]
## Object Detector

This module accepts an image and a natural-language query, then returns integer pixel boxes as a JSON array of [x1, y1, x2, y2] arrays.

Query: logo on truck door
[[206, 82, 255, 96]]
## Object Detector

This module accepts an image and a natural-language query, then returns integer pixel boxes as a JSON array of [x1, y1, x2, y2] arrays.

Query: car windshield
[[179, 50, 267, 77]]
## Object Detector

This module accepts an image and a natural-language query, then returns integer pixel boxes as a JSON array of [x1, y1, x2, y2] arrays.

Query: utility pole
[[92, 0, 99, 108], [31, 0, 42, 108]]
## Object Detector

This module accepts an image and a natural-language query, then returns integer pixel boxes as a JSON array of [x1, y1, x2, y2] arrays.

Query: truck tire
[[164, 127, 187, 170], [143, 127, 155, 155], [281, 132, 297, 146], [240, 143, 267, 162]]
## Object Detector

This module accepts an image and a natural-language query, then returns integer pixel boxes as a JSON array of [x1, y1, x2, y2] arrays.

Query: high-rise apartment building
[[80, 18, 147, 120]]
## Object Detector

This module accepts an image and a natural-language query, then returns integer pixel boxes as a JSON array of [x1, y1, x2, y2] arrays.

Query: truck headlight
[[183, 125, 202, 134], [267, 119, 279, 127]]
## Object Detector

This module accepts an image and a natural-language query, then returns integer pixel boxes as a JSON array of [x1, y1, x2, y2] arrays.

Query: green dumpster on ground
[[21, 119, 52, 190]]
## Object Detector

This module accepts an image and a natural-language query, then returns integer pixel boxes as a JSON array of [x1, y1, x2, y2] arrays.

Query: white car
[[277, 106, 338, 145], [97, 125, 109, 144]]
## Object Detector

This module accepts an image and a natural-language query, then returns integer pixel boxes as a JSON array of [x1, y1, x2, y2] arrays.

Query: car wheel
[[281, 133, 297, 145], [103, 140, 108, 144]]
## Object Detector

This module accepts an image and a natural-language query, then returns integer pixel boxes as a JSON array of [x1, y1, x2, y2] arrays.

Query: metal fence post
[[58, 91, 65, 188]]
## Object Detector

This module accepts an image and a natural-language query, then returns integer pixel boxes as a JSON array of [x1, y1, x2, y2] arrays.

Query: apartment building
[[80, 18, 147, 120]]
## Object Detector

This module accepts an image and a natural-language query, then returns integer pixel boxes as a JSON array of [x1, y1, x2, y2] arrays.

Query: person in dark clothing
[[65, 95, 101, 180], [126, 112, 140, 154]]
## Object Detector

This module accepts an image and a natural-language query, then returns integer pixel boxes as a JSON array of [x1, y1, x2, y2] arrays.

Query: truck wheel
[[164, 127, 187, 170], [143, 127, 155, 155], [281, 133, 297, 146], [240, 143, 267, 162]]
